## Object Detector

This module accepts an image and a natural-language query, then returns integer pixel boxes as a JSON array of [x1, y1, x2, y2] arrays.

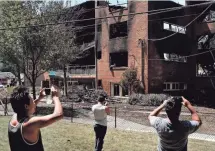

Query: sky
[[68, 0, 185, 7]]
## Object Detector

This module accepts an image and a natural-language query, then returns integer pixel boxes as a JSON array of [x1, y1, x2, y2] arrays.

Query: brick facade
[[96, 0, 213, 97], [97, 1, 148, 96], [97, 4, 129, 95]]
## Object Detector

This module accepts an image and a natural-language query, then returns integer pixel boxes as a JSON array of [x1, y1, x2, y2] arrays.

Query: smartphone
[[41, 80, 51, 95], [174, 96, 183, 102]]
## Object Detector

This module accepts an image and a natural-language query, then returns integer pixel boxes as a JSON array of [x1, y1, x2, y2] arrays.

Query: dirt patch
[[109, 103, 215, 135]]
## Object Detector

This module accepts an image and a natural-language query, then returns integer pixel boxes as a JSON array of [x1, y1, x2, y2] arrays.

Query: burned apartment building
[[187, 0, 215, 102], [95, 0, 193, 97], [94, 0, 215, 97], [48, 1, 97, 88], [67, 1, 97, 88], [60, 0, 215, 99]]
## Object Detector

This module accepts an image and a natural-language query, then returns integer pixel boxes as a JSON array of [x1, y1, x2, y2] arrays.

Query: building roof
[[49, 70, 72, 78], [0, 72, 15, 79]]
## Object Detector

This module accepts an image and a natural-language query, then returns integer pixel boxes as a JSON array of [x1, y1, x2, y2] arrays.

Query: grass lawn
[[0, 116, 215, 151]]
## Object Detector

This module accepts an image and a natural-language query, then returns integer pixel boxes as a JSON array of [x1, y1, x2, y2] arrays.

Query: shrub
[[128, 93, 170, 106]]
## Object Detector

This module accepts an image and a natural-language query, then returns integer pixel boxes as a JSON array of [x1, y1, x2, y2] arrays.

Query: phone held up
[[41, 80, 53, 104], [41, 80, 51, 95]]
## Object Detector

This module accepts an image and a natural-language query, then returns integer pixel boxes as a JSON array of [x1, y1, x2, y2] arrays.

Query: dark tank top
[[8, 116, 44, 151]]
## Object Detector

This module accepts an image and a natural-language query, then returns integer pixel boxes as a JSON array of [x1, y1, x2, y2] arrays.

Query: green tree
[[120, 68, 142, 95], [47, 4, 86, 97], [0, 1, 87, 98], [0, 1, 68, 99]]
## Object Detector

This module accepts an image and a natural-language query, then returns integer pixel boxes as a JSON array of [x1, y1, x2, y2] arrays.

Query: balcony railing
[[69, 65, 95, 75]]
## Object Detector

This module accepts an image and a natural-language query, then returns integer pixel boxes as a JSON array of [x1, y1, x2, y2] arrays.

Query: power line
[[6, 10, 204, 42], [0, 5, 202, 39], [5, 2, 112, 23], [0, 1, 214, 56], [148, 13, 200, 22], [1, 8, 212, 58], [0, 1, 214, 31], [148, 49, 215, 61], [0, 2, 127, 25], [148, 3, 213, 41]]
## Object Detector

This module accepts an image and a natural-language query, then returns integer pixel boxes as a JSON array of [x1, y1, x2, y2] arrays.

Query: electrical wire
[[0, 1, 214, 31], [1, 2, 215, 62], [4, 10, 202, 44], [148, 49, 215, 61], [148, 13, 200, 22], [0, 6, 204, 41], [148, 3, 213, 41], [17, 1, 215, 23], [3, 1, 113, 23]]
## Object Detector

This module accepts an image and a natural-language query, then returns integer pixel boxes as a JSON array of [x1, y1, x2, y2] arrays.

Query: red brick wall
[[97, 6, 128, 95], [127, 1, 148, 93], [97, 1, 148, 95]]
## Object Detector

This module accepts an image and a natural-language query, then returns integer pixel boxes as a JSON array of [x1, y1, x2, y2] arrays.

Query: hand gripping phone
[[41, 80, 51, 95]]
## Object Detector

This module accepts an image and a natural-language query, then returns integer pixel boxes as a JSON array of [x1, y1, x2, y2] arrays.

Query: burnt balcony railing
[[69, 65, 95, 75]]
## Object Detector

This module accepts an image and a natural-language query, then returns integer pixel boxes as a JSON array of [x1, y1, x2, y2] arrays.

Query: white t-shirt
[[92, 103, 107, 126]]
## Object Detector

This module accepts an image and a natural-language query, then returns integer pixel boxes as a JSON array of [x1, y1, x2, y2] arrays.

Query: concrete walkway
[[67, 111, 215, 142], [1, 111, 215, 142]]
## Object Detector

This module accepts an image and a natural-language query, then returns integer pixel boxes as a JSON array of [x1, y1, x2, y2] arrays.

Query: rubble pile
[[61, 85, 108, 103]]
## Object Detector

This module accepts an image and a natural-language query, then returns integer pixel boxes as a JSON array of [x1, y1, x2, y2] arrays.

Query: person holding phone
[[8, 85, 63, 151], [92, 95, 110, 151], [148, 96, 202, 151]]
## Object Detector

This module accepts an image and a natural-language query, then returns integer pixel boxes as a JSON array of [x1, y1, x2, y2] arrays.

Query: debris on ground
[[61, 85, 109, 103]]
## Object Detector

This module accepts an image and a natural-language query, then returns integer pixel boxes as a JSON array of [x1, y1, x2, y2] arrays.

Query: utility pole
[[94, 0, 98, 90]]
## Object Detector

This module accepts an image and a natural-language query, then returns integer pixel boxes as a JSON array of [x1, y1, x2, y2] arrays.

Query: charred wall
[[147, 1, 196, 95]]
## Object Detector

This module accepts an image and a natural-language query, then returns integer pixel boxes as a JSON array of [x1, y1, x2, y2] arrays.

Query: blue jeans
[[94, 124, 107, 151]]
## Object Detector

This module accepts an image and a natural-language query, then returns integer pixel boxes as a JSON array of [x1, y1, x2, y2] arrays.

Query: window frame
[[163, 82, 187, 91]]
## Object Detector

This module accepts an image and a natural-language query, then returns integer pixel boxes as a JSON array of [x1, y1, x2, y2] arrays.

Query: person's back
[[92, 103, 107, 126], [148, 97, 202, 151], [151, 117, 200, 151], [92, 96, 110, 151], [8, 115, 44, 151]]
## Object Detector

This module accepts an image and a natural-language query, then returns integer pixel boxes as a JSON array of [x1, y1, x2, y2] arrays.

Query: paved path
[[1, 111, 215, 142], [66, 111, 215, 142]]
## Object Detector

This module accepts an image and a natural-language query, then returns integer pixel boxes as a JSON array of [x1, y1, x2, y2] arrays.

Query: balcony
[[109, 37, 127, 53], [69, 65, 95, 78]]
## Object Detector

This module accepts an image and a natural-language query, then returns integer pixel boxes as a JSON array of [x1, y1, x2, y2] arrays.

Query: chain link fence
[[1, 98, 215, 141]]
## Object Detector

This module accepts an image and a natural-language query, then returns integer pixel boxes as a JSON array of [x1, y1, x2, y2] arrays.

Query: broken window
[[97, 51, 101, 59], [163, 22, 186, 34], [164, 53, 187, 63], [122, 88, 128, 96], [97, 24, 101, 32], [108, 0, 128, 8], [163, 82, 187, 91], [109, 21, 127, 39], [204, 10, 215, 22], [196, 64, 215, 77], [98, 80, 102, 87], [114, 84, 120, 96], [111, 83, 127, 96], [110, 52, 128, 67]]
